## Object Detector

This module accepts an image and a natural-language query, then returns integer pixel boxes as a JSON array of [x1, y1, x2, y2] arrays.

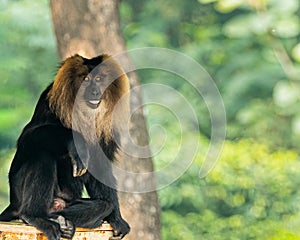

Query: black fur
[[0, 55, 130, 240]]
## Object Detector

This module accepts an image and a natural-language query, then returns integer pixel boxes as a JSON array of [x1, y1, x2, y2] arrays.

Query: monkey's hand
[[70, 154, 87, 177]]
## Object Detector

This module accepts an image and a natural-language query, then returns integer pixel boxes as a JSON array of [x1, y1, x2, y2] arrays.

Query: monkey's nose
[[92, 88, 100, 96]]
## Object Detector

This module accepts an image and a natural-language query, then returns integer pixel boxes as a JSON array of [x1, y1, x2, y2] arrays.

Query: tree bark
[[50, 1, 161, 240]]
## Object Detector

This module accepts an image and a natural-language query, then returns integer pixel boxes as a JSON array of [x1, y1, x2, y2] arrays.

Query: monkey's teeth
[[89, 100, 100, 105]]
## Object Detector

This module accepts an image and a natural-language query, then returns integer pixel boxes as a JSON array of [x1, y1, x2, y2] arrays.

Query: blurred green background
[[1, 0, 300, 239]]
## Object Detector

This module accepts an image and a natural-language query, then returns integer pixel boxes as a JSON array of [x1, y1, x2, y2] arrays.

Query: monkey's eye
[[84, 76, 90, 81], [95, 76, 101, 81]]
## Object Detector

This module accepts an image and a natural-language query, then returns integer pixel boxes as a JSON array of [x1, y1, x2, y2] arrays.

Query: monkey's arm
[[20, 124, 88, 178], [68, 131, 89, 177]]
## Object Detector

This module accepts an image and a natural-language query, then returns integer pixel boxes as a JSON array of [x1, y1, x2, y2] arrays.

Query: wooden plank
[[0, 221, 113, 240]]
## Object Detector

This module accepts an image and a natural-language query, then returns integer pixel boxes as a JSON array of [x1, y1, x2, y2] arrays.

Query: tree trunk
[[50, 1, 161, 240]]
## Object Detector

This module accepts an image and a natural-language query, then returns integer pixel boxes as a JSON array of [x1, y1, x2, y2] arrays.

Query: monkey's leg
[[0, 204, 18, 221], [52, 198, 113, 229], [17, 151, 75, 240], [84, 172, 130, 238]]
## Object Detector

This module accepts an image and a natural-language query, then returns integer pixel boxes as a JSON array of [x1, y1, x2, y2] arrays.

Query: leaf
[[198, 0, 217, 4], [275, 16, 300, 38], [292, 115, 300, 135], [223, 13, 273, 38], [269, 0, 299, 15], [273, 81, 299, 107], [291, 43, 300, 62], [215, 0, 245, 13]]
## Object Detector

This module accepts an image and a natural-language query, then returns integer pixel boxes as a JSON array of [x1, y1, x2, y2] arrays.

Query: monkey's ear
[[82, 55, 108, 72]]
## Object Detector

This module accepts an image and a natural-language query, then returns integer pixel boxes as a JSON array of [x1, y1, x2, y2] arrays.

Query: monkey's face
[[81, 73, 104, 109], [80, 63, 114, 110]]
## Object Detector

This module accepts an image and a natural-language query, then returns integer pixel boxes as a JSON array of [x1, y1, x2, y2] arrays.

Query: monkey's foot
[[50, 215, 75, 239]]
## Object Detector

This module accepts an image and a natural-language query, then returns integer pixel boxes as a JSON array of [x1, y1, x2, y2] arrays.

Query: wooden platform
[[0, 221, 114, 240]]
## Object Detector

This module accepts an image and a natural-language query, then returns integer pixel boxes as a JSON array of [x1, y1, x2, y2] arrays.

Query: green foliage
[[159, 139, 300, 239], [121, 0, 300, 149], [0, 0, 57, 146], [0, 0, 57, 208], [0, 149, 14, 210]]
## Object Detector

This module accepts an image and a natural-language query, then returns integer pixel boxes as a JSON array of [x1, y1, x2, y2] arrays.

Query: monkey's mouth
[[86, 100, 101, 109]]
